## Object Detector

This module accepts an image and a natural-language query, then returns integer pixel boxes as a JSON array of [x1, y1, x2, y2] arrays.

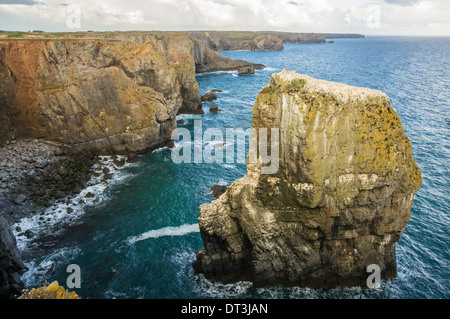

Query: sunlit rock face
[[193, 70, 422, 288], [0, 33, 202, 154]]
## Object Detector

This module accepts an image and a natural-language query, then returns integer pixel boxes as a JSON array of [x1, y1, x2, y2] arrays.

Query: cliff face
[[0, 32, 268, 151], [0, 33, 203, 154], [192, 37, 264, 73], [189, 31, 331, 51], [281, 33, 326, 44], [193, 70, 422, 287], [190, 32, 284, 51], [0, 214, 26, 298]]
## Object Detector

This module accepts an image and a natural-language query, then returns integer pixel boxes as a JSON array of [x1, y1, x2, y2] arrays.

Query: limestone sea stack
[[193, 70, 422, 288]]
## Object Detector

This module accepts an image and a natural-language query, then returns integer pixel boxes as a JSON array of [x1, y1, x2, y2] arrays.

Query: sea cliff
[[0, 32, 266, 153], [193, 70, 422, 287], [0, 31, 266, 298], [0, 34, 201, 154]]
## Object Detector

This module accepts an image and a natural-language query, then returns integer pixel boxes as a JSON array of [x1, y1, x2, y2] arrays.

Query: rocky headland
[[193, 70, 422, 288], [0, 32, 272, 152], [0, 33, 199, 154], [188, 31, 351, 51], [0, 31, 366, 298]]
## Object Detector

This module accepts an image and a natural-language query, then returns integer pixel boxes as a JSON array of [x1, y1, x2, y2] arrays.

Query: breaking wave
[[127, 223, 200, 244]]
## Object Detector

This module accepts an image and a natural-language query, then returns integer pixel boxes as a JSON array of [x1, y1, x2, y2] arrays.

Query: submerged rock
[[193, 70, 422, 288], [201, 91, 218, 102], [209, 105, 221, 113]]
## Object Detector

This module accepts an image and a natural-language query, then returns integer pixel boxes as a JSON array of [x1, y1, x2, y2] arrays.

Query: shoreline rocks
[[0, 214, 26, 298], [0, 139, 94, 224], [209, 105, 221, 113], [0, 34, 204, 154], [201, 91, 218, 103], [193, 70, 422, 288]]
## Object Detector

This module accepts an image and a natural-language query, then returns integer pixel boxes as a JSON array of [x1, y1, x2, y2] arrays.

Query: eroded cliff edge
[[0, 33, 203, 154], [0, 32, 262, 153], [193, 70, 422, 287]]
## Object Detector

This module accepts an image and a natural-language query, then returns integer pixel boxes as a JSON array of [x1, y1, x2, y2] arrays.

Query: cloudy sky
[[0, 0, 449, 35]]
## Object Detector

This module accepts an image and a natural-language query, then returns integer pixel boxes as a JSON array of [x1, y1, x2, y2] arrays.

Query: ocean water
[[14, 36, 449, 299]]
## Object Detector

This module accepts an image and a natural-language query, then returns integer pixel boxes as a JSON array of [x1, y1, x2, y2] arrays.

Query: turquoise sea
[[15, 36, 450, 299]]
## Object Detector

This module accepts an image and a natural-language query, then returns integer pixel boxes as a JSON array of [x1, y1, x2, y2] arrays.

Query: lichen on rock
[[17, 281, 79, 299], [0, 34, 203, 154], [193, 70, 422, 288]]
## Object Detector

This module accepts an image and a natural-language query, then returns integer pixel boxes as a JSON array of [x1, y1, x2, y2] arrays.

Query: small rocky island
[[193, 70, 422, 287]]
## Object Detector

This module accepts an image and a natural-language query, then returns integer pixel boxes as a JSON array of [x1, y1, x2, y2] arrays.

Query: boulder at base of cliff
[[193, 70, 422, 288]]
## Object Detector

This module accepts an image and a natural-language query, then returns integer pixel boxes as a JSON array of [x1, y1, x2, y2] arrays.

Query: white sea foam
[[197, 70, 238, 76], [127, 223, 200, 244], [194, 274, 253, 299], [262, 67, 278, 72], [177, 114, 204, 121], [104, 286, 145, 299], [152, 146, 169, 153], [21, 246, 81, 288], [14, 155, 140, 252]]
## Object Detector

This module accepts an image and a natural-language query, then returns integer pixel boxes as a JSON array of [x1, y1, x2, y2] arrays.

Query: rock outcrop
[[281, 33, 326, 44], [0, 32, 269, 151], [192, 37, 264, 73], [0, 139, 93, 223], [244, 35, 284, 51], [189, 31, 281, 51], [193, 70, 422, 288], [0, 214, 26, 298], [188, 31, 328, 51], [201, 91, 218, 102], [209, 105, 221, 113], [238, 66, 255, 75], [0, 33, 203, 154]]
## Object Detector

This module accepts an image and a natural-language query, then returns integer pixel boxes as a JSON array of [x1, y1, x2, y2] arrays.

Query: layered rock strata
[[189, 32, 284, 51], [188, 31, 333, 51], [0, 34, 203, 154], [192, 38, 264, 73], [0, 33, 267, 152], [193, 70, 422, 288]]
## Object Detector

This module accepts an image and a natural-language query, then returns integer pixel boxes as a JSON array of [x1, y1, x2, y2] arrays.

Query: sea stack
[[193, 70, 422, 288]]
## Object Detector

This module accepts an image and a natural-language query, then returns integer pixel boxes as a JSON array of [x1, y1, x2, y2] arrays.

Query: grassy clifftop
[[0, 30, 364, 42]]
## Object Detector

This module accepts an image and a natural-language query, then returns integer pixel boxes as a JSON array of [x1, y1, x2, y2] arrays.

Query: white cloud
[[0, 0, 449, 35]]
